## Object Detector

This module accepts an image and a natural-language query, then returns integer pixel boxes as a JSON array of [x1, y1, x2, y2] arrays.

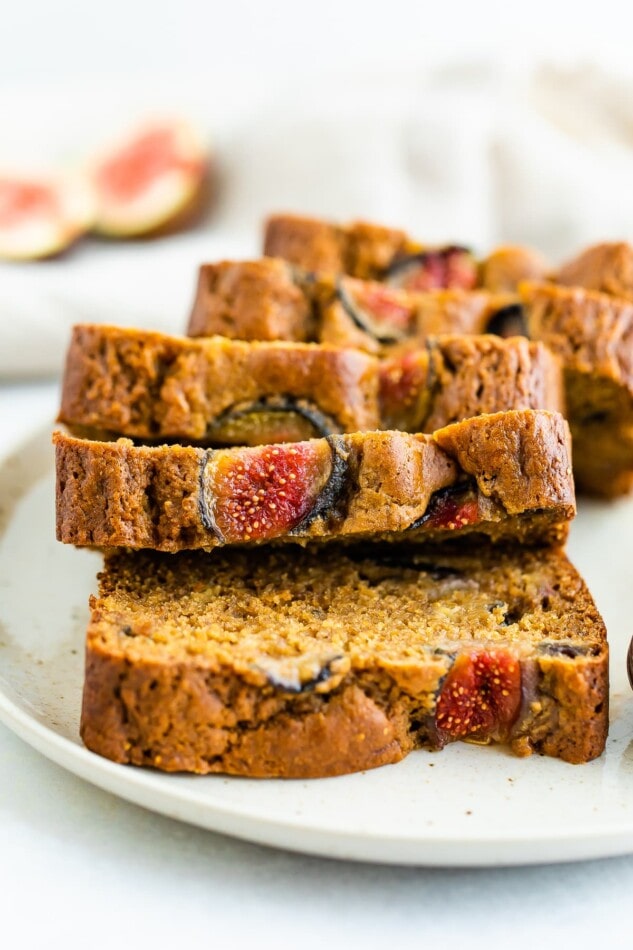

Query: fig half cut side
[[90, 119, 211, 238], [0, 173, 94, 261]]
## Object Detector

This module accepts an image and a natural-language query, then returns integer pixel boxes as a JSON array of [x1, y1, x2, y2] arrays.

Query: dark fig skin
[[486, 303, 527, 338], [207, 395, 340, 446], [337, 278, 413, 343], [409, 483, 478, 532]]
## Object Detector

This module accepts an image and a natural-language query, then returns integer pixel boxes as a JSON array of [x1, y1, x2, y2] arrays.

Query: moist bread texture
[[80, 544, 608, 776], [54, 410, 575, 551]]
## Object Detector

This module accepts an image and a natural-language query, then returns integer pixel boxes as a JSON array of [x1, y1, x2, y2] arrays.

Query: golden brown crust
[[262, 214, 414, 279], [188, 259, 313, 342], [263, 214, 350, 274], [58, 324, 379, 441], [81, 653, 406, 777], [521, 281, 633, 388], [557, 241, 633, 302], [261, 213, 421, 280], [480, 245, 550, 293], [433, 409, 574, 516], [54, 410, 575, 551], [80, 545, 608, 775]]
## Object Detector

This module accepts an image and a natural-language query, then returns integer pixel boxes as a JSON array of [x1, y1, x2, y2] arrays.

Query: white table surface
[[1, 382, 633, 950]]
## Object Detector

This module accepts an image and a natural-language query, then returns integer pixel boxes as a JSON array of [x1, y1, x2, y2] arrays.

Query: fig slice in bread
[[385, 246, 477, 292], [433, 647, 522, 744], [409, 483, 479, 533], [201, 438, 347, 543], [206, 396, 341, 446], [379, 349, 433, 431], [79, 544, 608, 774], [336, 276, 416, 343]]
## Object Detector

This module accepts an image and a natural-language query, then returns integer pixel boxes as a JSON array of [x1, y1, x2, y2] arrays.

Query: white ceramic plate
[[2, 425, 633, 867]]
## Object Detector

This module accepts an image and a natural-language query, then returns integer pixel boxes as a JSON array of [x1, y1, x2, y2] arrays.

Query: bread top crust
[[557, 241, 633, 302], [521, 281, 633, 392]]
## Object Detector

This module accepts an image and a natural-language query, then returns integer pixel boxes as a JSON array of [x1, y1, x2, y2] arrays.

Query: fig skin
[[0, 173, 94, 261], [207, 396, 340, 447], [89, 119, 212, 239]]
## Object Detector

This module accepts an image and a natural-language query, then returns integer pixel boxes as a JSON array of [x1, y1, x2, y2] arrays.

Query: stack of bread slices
[[55, 213, 628, 778]]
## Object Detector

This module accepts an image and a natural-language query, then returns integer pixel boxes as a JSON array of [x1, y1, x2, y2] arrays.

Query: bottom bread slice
[[81, 544, 608, 777]]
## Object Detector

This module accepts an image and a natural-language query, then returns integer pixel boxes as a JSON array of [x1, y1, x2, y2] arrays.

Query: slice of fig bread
[[80, 543, 607, 776], [262, 213, 547, 291], [54, 409, 575, 552], [59, 324, 563, 446], [187, 258, 522, 355], [556, 241, 633, 302]]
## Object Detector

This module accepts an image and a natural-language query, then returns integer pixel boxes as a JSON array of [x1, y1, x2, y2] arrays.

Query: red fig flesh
[[0, 174, 92, 260], [90, 120, 209, 237]]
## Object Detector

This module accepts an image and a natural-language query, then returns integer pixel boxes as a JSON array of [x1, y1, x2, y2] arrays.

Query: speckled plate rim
[[3, 687, 633, 868], [2, 421, 633, 868]]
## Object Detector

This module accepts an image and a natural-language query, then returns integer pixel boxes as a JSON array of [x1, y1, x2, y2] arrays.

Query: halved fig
[[201, 438, 348, 543], [0, 173, 93, 260], [435, 648, 522, 743], [206, 396, 340, 447], [385, 246, 477, 292], [90, 119, 210, 237], [337, 277, 416, 343]]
